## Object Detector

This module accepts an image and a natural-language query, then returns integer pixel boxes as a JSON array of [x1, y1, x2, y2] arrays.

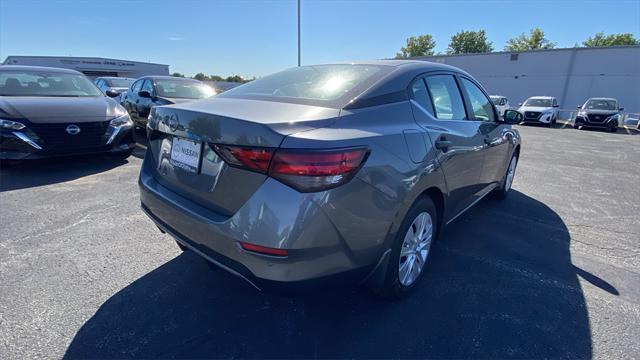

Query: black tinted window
[[131, 80, 143, 93], [141, 80, 154, 94], [411, 78, 434, 115], [424, 75, 466, 120]]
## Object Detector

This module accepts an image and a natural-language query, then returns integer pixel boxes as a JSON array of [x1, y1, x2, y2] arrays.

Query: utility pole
[[297, 0, 301, 66]]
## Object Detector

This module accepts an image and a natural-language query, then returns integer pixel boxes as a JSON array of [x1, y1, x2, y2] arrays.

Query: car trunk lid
[[146, 97, 339, 216]]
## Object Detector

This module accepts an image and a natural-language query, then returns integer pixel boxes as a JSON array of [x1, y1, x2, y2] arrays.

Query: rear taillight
[[211, 144, 369, 192], [269, 148, 369, 192], [212, 144, 275, 173]]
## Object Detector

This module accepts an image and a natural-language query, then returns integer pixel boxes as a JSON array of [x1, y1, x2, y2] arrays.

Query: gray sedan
[[139, 60, 521, 299]]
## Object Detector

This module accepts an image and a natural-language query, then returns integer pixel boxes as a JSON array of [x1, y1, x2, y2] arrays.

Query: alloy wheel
[[398, 212, 433, 286]]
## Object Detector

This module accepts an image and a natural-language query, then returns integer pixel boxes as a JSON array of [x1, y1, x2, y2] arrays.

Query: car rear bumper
[[138, 154, 386, 291]]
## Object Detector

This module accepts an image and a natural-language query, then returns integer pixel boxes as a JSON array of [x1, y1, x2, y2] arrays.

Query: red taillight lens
[[212, 144, 275, 173], [238, 241, 289, 257], [269, 148, 369, 192], [212, 144, 369, 192]]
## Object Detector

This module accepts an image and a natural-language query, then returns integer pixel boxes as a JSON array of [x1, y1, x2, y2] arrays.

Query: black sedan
[[121, 76, 215, 129], [0, 65, 135, 161]]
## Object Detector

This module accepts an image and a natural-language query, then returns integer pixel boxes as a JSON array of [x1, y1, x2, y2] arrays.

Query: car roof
[[0, 65, 83, 75], [586, 97, 617, 101], [141, 75, 201, 82], [97, 76, 136, 80], [490, 95, 506, 98], [528, 96, 555, 99], [322, 60, 473, 108]]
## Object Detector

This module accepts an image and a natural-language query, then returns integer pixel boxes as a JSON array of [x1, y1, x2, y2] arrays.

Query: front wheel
[[377, 197, 438, 300], [495, 153, 518, 199]]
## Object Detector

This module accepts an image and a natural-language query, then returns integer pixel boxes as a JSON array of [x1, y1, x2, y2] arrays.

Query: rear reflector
[[211, 144, 369, 192], [238, 241, 289, 257]]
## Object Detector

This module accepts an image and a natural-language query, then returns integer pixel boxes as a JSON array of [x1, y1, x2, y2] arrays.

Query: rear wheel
[[378, 197, 437, 300], [495, 153, 518, 199]]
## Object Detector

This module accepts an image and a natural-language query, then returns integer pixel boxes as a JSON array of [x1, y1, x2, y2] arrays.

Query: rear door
[[458, 76, 511, 189], [135, 79, 155, 125], [126, 79, 143, 121], [410, 73, 486, 220]]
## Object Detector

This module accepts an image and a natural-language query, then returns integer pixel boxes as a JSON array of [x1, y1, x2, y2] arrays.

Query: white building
[[2, 56, 170, 79], [413, 46, 640, 113]]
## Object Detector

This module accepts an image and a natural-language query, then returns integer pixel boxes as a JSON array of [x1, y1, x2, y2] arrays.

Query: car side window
[[460, 78, 496, 122], [553, 99, 558, 107], [131, 80, 143, 94], [423, 75, 467, 120], [141, 80, 154, 95], [410, 78, 434, 116]]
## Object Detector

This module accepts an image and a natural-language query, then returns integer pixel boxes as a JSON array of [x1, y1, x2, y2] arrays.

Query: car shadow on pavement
[[64, 190, 602, 359], [0, 156, 129, 192]]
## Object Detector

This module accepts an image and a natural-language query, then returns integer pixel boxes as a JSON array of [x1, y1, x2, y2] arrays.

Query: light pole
[[297, 0, 301, 66]]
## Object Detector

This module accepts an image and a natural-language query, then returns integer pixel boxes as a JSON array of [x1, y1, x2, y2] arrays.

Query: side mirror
[[105, 89, 120, 98], [503, 110, 522, 125], [577, 105, 582, 109], [619, 107, 624, 111], [553, 104, 559, 108], [138, 90, 152, 99]]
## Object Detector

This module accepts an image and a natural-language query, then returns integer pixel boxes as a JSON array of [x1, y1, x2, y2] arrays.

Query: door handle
[[434, 139, 452, 152]]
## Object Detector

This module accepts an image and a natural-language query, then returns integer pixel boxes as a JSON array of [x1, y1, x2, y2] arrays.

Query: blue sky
[[1, 0, 639, 78]]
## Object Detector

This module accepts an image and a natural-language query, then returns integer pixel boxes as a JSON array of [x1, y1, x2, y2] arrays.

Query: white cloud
[[168, 37, 184, 41]]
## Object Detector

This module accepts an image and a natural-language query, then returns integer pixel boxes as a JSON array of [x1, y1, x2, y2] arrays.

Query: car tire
[[495, 152, 518, 200], [378, 196, 438, 300]]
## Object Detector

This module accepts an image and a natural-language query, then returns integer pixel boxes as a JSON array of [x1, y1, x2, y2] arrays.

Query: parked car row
[[490, 94, 624, 132]]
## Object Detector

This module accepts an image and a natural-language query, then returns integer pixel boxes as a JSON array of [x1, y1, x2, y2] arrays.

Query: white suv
[[490, 95, 510, 118], [518, 96, 559, 127]]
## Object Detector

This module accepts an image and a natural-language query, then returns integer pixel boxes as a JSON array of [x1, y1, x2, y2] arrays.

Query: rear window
[[156, 80, 215, 99], [106, 78, 134, 88], [218, 64, 392, 108]]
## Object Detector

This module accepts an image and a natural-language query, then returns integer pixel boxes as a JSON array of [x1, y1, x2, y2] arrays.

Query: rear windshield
[[218, 64, 392, 108], [106, 78, 134, 88], [156, 80, 216, 99], [0, 70, 103, 97], [524, 98, 552, 107], [584, 99, 617, 111]]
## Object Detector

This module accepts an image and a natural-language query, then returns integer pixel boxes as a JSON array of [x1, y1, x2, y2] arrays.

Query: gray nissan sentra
[[139, 60, 522, 299]]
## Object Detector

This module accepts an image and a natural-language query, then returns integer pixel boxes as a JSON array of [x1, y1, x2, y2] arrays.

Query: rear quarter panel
[[281, 101, 447, 264]]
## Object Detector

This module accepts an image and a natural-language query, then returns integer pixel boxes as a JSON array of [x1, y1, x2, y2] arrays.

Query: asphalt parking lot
[[1, 125, 639, 359]]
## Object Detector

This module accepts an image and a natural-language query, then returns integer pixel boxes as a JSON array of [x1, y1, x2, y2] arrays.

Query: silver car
[[139, 60, 522, 298]]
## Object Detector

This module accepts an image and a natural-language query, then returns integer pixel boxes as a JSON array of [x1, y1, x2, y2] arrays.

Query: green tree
[[504, 28, 555, 51], [447, 30, 493, 54], [209, 75, 224, 81], [193, 73, 208, 81], [225, 75, 244, 83], [396, 35, 436, 58], [582, 32, 640, 47], [171, 72, 185, 77]]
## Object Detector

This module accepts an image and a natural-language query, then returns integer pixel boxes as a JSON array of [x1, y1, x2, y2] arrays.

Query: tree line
[[396, 29, 640, 58], [170, 72, 254, 83]]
